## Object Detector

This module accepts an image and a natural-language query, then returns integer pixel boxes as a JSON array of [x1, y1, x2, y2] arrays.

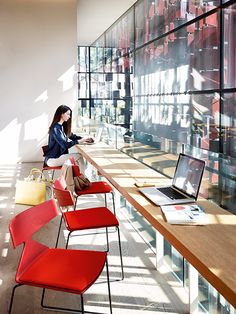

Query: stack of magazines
[[161, 204, 208, 225]]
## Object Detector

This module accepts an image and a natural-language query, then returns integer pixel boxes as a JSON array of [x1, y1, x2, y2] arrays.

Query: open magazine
[[161, 204, 208, 225]]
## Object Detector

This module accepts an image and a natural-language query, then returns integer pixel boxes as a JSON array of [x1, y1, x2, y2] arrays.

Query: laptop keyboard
[[158, 187, 187, 200]]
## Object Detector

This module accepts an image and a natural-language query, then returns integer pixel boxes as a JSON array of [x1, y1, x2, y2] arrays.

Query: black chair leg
[[74, 195, 78, 210], [55, 215, 63, 248], [65, 231, 72, 249], [104, 193, 107, 207], [105, 259, 113, 314], [41, 288, 83, 313], [52, 170, 55, 180], [111, 192, 116, 216], [117, 227, 124, 280], [105, 227, 109, 251], [81, 294, 84, 314], [8, 283, 22, 314], [105, 192, 116, 216], [41, 288, 46, 307]]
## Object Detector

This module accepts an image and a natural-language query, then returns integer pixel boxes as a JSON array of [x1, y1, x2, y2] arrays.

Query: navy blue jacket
[[44, 123, 82, 165]]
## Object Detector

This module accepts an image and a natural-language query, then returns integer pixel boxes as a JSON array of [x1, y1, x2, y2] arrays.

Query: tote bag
[[15, 168, 46, 206]]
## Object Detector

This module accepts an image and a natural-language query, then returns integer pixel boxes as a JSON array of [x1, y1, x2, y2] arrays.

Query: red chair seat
[[42, 146, 62, 180], [75, 181, 113, 195], [18, 248, 106, 294], [64, 207, 119, 232]]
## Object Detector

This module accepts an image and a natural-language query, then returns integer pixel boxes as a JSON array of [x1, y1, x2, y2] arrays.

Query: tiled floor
[[0, 162, 189, 313]]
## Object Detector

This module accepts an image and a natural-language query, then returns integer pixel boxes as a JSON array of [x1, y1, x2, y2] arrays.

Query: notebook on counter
[[139, 153, 205, 206], [161, 204, 208, 225]]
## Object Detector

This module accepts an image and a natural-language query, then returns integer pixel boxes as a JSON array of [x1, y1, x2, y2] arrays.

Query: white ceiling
[[77, 0, 137, 46]]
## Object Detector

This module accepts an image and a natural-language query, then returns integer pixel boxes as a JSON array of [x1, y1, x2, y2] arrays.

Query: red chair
[[42, 145, 62, 180], [69, 157, 116, 214], [53, 177, 124, 280], [8, 199, 112, 314]]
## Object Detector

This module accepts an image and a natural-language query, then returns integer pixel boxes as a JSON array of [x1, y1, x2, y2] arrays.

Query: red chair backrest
[[9, 199, 58, 248], [53, 176, 67, 190], [72, 164, 81, 176], [9, 200, 59, 277], [53, 187, 75, 207], [53, 178, 75, 207], [68, 157, 82, 176]]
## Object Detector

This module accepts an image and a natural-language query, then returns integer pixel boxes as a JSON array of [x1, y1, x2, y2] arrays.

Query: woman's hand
[[84, 137, 94, 143], [78, 137, 94, 144]]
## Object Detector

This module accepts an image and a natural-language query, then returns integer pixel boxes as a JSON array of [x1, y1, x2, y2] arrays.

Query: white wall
[[0, 0, 78, 163], [77, 0, 137, 46]]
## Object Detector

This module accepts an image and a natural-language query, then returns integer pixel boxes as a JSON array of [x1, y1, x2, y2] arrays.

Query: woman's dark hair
[[49, 105, 72, 136]]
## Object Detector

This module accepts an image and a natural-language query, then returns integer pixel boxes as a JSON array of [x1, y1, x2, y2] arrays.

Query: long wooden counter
[[76, 142, 236, 309]]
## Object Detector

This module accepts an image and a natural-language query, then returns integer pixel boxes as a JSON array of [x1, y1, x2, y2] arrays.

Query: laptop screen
[[172, 154, 205, 199]]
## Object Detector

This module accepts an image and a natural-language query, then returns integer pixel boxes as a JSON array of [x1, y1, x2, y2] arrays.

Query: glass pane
[[172, 247, 184, 282], [223, 3, 236, 88], [78, 73, 89, 98], [135, 15, 220, 94], [218, 156, 236, 213], [220, 92, 236, 212], [199, 275, 234, 313], [191, 93, 220, 152], [78, 46, 89, 72], [78, 99, 90, 119], [133, 95, 191, 148], [91, 73, 105, 98], [184, 143, 236, 214], [135, 0, 220, 48], [90, 99, 116, 124], [106, 7, 134, 56], [135, 42, 189, 95], [91, 34, 105, 48], [163, 239, 184, 282], [222, 93, 236, 158], [90, 47, 104, 72], [189, 12, 220, 91]]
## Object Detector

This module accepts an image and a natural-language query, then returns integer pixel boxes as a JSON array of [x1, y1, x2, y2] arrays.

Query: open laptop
[[139, 153, 205, 206]]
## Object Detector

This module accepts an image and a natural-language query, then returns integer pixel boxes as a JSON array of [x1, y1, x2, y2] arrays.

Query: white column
[[230, 305, 236, 314], [189, 264, 199, 314], [156, 230, 164, 269]]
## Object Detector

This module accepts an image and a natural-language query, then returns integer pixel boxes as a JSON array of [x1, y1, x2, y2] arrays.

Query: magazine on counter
[[161, 203, 208, 225]]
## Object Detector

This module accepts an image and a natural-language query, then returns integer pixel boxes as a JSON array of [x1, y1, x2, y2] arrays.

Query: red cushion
[[64, 207, 119, 231], [18, 248, 107, 294], [75, 181, 113, 195]]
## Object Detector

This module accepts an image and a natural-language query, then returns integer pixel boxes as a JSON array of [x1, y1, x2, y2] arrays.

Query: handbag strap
[[27, 168, 45, 182]]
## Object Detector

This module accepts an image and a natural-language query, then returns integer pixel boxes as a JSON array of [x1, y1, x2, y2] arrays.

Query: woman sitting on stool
[[44, 105, 93, 173]]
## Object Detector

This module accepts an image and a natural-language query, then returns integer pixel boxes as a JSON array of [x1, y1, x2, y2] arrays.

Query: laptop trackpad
[[139, 186, 193, 206], [139, 187, 171, 205]]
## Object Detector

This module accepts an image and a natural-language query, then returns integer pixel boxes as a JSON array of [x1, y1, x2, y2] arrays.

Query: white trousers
[[47, 152, 85, 174]]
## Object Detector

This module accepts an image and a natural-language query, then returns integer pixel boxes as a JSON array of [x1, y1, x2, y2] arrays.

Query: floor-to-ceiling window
[[78, 0, 236, 214], [78, 2, 236, 311]]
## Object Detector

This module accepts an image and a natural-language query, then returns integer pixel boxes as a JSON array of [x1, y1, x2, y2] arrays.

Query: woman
[[44, 105, 92, 170]]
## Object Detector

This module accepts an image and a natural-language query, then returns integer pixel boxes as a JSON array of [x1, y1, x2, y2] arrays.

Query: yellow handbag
[[15, 168, 47, 206]]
